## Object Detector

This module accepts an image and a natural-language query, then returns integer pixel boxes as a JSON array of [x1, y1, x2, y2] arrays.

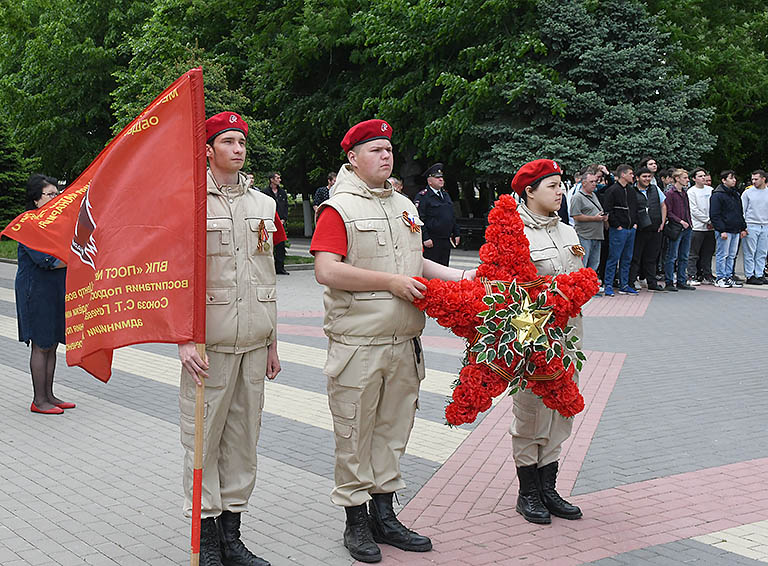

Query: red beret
[[341, 119, 392, 152], [510, 159, 563, 196], [206, 112, 249, 144]]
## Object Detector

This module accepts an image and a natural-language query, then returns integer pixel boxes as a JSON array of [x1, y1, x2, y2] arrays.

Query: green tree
[[242, 0, 543, 192], [110, 0, 282, 182], [240, 0, 367, 193], [0, 0, 152, 179], [647, 0, 768, 175], [470, 0, 716, 180], [0, 116, 39, 229]]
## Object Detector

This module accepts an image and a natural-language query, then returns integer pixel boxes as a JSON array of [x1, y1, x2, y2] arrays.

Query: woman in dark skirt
[[15, 174, 73, 414]]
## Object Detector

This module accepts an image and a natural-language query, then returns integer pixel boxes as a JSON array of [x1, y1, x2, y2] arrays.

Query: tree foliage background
[[1, 0, 766, 212]]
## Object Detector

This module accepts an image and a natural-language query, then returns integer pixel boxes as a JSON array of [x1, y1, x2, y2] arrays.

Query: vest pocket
[[246, 217, 277, 256], [530, 247, 558, 276], [206, 218, 233, 256], [562, 244, 585, 271], [256, 287, 277, 302], [205, 288, 234, 346], [405, 216, 425, 250], [352, 220, 388, 257], [206, 288, 232, 305], [351, 290, 393, 300]]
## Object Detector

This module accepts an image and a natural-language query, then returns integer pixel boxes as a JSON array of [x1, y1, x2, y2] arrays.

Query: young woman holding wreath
[[508, 159, 585, 525]]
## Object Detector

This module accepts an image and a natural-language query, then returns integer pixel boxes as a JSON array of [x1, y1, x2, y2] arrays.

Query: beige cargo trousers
[[509, 371, 578, 468], [325, 338, 425, 507], [180, 348, 267, 518]]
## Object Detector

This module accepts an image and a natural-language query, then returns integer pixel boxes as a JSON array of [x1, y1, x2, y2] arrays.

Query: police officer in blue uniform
[[414, 163, 460, 266]]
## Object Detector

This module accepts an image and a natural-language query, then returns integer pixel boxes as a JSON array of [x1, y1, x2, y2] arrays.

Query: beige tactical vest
[[518, 201, 584, 337], [319, 164, 425, 344], [518, 202, 584, 276], [205, 170, 277, 352]]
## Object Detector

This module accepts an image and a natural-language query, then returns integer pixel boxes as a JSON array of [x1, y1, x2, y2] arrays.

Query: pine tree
[[0, 116, 39, 229], [471, 0, 716, 179]]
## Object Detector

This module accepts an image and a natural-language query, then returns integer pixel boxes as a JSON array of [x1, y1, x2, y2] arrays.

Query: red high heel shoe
[[56, 402, 76, 410], [30, 403, 64, 415]]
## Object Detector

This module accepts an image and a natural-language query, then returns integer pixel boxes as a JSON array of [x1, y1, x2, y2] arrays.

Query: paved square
[[1, 244, 767, 565]]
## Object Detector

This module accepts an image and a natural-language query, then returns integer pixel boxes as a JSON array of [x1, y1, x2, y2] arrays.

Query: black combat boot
[[516, 465, 551, 524], [538, 461, 582, 520], [343, 504, 382, 563], [217, 511, 270, 566], [200, 517, 224, 566], [368, 492, 432, 552]]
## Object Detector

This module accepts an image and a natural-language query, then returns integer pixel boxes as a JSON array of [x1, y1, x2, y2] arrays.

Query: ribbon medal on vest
[[257, 219, 270, 252], [401, 211, 420, 233], [570, 244, 585, 258]]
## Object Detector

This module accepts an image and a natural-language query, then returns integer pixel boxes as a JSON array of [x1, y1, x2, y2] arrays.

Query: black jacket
[[261, 185, 289, 221], [603, 182, 637, 229], [414, 187, 459, 240], [634, 185, 663, 230], [710, 184, 746, 233]]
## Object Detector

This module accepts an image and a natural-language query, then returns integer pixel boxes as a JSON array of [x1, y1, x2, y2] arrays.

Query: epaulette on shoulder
[[418, 189, 427, 195]]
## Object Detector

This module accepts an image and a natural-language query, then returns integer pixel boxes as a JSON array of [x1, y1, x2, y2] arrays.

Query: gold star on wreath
[[508, 295, 552, 344], [468, 279, 557, 382]]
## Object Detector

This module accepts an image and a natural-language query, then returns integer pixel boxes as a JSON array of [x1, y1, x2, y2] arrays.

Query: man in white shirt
[[687, 168, 715, 284]]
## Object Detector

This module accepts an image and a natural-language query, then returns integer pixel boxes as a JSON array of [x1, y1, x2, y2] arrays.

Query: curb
[[0, 256, 314, 271], [285, 263, 314, 271]]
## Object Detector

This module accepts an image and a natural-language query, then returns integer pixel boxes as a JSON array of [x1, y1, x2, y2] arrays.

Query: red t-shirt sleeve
[[310, 207, 348, 257], [273, 213, 287, 245]]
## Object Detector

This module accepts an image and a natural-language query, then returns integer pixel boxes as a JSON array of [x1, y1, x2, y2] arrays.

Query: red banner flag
[[2, 69, 207, 381]]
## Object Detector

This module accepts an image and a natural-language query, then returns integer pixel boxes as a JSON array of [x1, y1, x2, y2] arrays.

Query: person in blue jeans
[[602, 164, 638, 296], [663, 169, 696, 291], [741, 169, 768, 284], [570, 166, 606, 281], [710, 170, 747, 288]]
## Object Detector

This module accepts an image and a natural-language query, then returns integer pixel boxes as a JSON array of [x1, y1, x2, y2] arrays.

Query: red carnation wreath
[[413, 194, 599, 426]]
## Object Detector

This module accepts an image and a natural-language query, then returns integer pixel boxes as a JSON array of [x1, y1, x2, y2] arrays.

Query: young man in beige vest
[[312, 119, 475, 563], [178, 112, 285, 566]]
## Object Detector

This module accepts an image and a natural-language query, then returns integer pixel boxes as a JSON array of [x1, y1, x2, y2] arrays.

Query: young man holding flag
[[178, 112, 285, 566]]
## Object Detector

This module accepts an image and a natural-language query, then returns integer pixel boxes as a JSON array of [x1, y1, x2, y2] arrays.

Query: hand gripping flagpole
[[190, 344, 206, 566]]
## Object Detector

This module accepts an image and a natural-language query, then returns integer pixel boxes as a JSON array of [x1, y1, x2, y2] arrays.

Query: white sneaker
[[688, 279, 701, 286], [715, 278, 732, 288], [726, 277, 743, 288]]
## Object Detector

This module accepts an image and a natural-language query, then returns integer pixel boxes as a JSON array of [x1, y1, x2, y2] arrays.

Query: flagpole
[[190, 343, 206, 566]]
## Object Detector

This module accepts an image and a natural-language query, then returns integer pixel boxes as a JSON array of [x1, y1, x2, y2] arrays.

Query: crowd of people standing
[[564, 158, 768, 295]]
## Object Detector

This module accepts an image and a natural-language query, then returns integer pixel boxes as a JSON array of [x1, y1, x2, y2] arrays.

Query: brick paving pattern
[[1, 244, 767, 565]]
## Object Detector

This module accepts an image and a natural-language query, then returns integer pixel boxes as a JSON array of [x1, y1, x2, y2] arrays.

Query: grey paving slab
[[586, 539, 768, 565], [0, 363, 356, 566], [574, 288, 768, 495], [3, 254, 768, 565]]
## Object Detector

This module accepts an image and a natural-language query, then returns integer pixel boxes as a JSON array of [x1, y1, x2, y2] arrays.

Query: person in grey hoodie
[[741, 169, 768, 284]]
